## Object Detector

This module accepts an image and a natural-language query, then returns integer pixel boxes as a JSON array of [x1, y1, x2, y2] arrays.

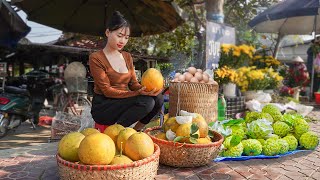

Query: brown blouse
[[89, 50, 142, 98]]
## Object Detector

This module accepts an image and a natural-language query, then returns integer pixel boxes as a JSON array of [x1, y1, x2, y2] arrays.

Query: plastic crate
[[225, 96, 245, 119], [65, 77, 88, 93]]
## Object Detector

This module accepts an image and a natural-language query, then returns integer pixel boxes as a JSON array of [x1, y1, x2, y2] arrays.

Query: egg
[[202, 74, 209, 83], [190, 77, 199, 83], [173, 78, 179, 82], [212, 81, 218, 85], [200, 80, 205, 83], [196, 69, 203, 73], [174, 73, 181, 78], [178, 74, 186, 82], [184, 72, 193, 82], [187, 67, 197, 75], [194, 72, 203, 81], [208, 78, 218, 85]]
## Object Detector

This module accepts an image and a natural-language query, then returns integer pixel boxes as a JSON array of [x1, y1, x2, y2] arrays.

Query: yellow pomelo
[[104, 124, 125, 144], [78, 133, 115, 165], [58, 132, 85, 162], [116, 128, 137, 151], [163, 117, 179, 133], [110, 155, 133, 165], [80, 128, 100, 136], [197, 137, 212, 144], [141, 68, 164, 92], [176, 123, 200, 143], [155, 132, 167, 140], [192, 114, 208, 138], [125, 132, 154, 161]]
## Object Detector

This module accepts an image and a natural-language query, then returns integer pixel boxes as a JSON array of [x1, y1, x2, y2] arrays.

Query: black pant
[[91, 93, 163, 127], [313, 74, 320, 94]]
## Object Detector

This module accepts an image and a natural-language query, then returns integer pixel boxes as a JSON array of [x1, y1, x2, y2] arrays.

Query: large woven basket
[[56, 144, 160, 180], [169, 82, 219, 123], [145, 127, 223, 167]]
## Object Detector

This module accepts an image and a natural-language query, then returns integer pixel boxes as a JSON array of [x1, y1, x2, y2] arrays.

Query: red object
[[39, 116, 53, 125], [0, 97, 10, 105], [94, 122, 109, 133], [315, 92, 320, 104]]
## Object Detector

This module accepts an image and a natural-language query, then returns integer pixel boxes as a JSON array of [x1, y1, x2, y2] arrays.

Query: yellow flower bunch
[[263, 68, 284, 89], [250, 54, 281, 69], [219, 44, 256, 68], [214, 66, 239, 85], [236, 66, 269, 91]]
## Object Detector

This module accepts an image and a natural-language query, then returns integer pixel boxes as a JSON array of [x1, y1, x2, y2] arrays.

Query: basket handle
[[176, 82, 181, 117]]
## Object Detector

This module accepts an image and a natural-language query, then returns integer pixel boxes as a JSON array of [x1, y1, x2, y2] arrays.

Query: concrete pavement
[[0, 108, 319, 180]]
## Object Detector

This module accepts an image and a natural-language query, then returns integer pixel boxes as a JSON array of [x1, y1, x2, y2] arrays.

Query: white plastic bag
[[255, 92, 272, 103], [245, 99, 263, 112], [284, 101, 314, 117], [79, 105, 94, 131]]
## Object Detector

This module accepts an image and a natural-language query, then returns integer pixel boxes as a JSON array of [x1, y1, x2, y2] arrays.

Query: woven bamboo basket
[[56, 144, 160, 180], [169, 82, 219, 123], [145, 127, 223, 167]]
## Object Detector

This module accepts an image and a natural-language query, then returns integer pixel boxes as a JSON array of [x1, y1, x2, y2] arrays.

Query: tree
[[128, 1, 281, 73]]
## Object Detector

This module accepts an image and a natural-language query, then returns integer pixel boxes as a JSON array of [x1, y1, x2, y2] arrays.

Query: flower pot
[[223, 83, 237, 97], [315, 92, 320, 104], [242, 90, 264, 101]]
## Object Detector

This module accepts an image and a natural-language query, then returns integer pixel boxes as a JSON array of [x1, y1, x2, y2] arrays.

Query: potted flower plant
[[236, 66, 270, 100], [219, 44, 255, 68], [214, 66, 239, 97]]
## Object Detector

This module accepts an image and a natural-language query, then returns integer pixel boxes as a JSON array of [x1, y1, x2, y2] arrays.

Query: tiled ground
[[0, 108, 319, 180]]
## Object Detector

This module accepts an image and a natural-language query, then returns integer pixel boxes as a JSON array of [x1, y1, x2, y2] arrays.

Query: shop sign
[[206, 21, 235, 69]]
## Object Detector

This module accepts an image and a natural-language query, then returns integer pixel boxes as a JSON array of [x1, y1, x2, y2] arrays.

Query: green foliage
[[125, 0, 280, 68], [156, 63, 175, 78], [230, 135, 242, 147]]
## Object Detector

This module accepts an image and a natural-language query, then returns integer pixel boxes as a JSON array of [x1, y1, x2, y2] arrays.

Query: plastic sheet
[[214, 149, 311, 162]]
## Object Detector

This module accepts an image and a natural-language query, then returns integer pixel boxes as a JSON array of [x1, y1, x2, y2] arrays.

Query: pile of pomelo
[[58, 125, 154, 165], [149, 110, 214, 144]]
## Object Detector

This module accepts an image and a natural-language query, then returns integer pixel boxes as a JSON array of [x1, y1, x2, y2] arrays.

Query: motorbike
[[0, 78, 46, 138]]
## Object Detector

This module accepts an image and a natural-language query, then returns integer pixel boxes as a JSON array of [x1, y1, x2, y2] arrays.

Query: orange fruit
[[104, 124, 125, 144], [155, 132, 167, 140], [124, 132, 154, 161], [78, 133, 115, 165], [141, 68, 164, 92], [176, 123, 200, 143], [110, 155, 133, 165], [58, 132, 85, 162], [116, 128, 137, 151], [163, 117, 179, 133], [192, 114, 208, 138], [80, 128, 100, 136]]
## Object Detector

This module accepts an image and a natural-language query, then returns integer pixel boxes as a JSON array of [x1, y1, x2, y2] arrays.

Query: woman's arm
[[89, 54, 139, 98]]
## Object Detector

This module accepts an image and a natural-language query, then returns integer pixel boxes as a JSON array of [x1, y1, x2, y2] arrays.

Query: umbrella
[[248, 0, 320, 99], [0, 0, 31, 47], [12, 0, 184, 37], [249, 0, 319, 35]]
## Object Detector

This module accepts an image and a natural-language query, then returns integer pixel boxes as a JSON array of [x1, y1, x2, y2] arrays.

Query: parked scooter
[[0, 77, 46, 138]]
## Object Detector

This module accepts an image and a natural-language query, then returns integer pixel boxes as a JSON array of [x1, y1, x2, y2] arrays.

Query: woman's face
[[105, 27, 130, 51]]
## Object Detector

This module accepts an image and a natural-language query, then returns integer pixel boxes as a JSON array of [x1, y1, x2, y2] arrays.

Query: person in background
[[313, 53, 320, 93], [89, 11, 163, 131], [288, 56, 309, 91], [307, 37, 320, 97]]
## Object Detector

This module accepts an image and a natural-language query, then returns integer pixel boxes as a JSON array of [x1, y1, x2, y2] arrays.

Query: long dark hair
[[106, 11, 130, 31]]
